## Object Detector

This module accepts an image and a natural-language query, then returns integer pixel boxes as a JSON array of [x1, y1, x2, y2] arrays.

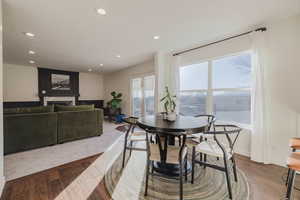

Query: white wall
[[104, 60, 155, 115], [79, 72, 104, 100], [0, 0, 5, 194], [3, 64, 39, 101], [155, 14, 300, 166], [3, 64, 104, 102], [263, 14, 300, 166]]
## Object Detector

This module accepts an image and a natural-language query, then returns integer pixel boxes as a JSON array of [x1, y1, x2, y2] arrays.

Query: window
[[131, 78, 142, 117], [131, 75, 155, 117], [179, 52, 251, 125], [179, 91, 207, 116], [143, 75, 156, 116]]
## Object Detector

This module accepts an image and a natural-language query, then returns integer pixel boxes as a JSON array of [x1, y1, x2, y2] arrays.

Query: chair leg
[[144, 159, 150, 196], [200, 153, 203, 166], [191, 147, 195, 184], [122, 136, 128, 168], [185, 157, 188, 182], [224, 158, 233, 199], [129, 141, 133, 157], [179, 158, 183, 200], [204, 154, 207, 169], [231, 156, 238, 182], [286, 148, 297, 186], [286, 169, 296, 200], [286, 168, 291, 186], [151, 161, 154, 173]]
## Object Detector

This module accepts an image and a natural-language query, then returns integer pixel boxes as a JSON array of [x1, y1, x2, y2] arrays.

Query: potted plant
[[107, 91, 122, 121], [160, 86, 177, 121]]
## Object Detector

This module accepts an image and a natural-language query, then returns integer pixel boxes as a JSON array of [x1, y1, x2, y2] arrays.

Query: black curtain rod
[[173, 27, 267, 56]]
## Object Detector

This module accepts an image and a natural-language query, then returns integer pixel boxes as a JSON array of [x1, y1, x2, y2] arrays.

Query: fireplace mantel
[[43, 96, 76, 106]]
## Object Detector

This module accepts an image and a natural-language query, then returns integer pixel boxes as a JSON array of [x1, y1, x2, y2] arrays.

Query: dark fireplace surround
[[38, 68, 79, 105], [47, 101, 72, 106]]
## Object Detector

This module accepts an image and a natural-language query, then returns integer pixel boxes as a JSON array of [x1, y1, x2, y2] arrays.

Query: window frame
[[179, 50, 252, 128], [130, 73, 156, 117]]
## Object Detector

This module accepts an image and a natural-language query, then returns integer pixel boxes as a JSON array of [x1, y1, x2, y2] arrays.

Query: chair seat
[[149, 143, 187, 164], [287, 152, 300, 171], [290, 138, 300, 150], [130, 131, 146, 141], [185, 133, 215, 148], [189, 133, 203, 138], [132, 131, 146, 136], [186, 138, 200, 148], [195, 141, 232, 159]]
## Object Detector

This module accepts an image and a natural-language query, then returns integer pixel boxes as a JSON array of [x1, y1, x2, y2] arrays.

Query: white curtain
[[250, 31, 270, 164], [169, 56, 181, 114]]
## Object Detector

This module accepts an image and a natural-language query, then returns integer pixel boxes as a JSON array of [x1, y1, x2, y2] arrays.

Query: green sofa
[[4, 105, 103, 154]]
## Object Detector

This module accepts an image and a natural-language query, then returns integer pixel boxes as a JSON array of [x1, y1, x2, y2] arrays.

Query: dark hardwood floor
[[1, 154, 299, 200], [1, 154, 111, 200]]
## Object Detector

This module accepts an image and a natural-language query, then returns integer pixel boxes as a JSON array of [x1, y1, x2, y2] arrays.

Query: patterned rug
[[105, 153, 250, 200], [115, 124, 128, 133]]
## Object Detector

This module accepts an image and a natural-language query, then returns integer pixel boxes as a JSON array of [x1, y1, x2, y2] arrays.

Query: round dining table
[[137, 114, 208, 177]]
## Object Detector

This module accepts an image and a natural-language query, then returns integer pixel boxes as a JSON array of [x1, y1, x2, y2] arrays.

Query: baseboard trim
[[0, 176, 6, 196], [235, 149, 250, 157]]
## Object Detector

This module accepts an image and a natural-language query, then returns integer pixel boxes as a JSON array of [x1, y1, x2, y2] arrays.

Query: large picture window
[[179, 52, 251, 125]]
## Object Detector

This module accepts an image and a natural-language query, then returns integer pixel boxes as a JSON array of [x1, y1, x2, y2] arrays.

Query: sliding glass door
[[131, 75, 155, 117]]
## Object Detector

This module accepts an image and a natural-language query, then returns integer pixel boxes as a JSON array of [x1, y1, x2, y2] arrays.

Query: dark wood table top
[[137, 114, 208, 135]]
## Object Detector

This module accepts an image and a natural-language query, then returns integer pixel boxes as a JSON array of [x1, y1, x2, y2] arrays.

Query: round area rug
[[105, 154, 250, 200]]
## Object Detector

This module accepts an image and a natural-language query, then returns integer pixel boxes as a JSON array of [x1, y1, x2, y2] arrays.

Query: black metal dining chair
[[121, 116, 147, 168], [185, 115, 216, 170], [286, 152, 300, 200], [144, 129, 188, 200], [286, 138, 300, 186], [190, 124, 242, 200]]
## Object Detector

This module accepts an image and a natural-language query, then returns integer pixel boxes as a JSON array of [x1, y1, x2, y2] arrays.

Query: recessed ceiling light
[[28, 50, 35, 55], [116, 55, 121, 58], [96, 8, 107, 15], [100, 64, 104, 66], [29, 60, 35, 64], [153, 35, 160, 40], [24, 32, 35, 38], [88, 69, 92, 72]]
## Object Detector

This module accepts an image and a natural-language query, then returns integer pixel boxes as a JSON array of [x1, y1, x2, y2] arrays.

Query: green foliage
[[160, 86, 176, 113], [108, 91, 122, 109]]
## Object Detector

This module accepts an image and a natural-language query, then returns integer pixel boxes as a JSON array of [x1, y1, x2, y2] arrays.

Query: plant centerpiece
[[160, 86, 177, 121], [107, 91, 122, 117]]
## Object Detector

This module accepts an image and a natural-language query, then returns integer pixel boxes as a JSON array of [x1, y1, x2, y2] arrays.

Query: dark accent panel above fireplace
[[38, 68, 79, 104]]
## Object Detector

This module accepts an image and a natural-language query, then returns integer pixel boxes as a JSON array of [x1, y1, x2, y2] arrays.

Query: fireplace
[[43, 96, 76, 106], [47, 101, 72, 106]]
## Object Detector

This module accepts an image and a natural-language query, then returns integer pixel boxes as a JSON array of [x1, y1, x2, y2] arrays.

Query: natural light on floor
[[54, 137, 123, 200]]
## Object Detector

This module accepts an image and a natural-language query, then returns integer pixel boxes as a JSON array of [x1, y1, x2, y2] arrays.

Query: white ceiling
[[3, 0, 300, 73]]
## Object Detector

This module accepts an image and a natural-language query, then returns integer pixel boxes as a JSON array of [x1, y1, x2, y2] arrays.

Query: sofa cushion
[[4, 105, 54, 115], [55, 104, 95, 112], [4, 112, 58, 154], [57, 109, 101, 143]]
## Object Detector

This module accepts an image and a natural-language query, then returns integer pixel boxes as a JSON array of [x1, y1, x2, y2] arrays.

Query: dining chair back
[[286, 152, 300, 200], [194, 114, 216, 132], [121, 116, 147, 168], [286, 138, 300, 186], [191, 124, 242, 200], [144, 129, 188, 200]]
